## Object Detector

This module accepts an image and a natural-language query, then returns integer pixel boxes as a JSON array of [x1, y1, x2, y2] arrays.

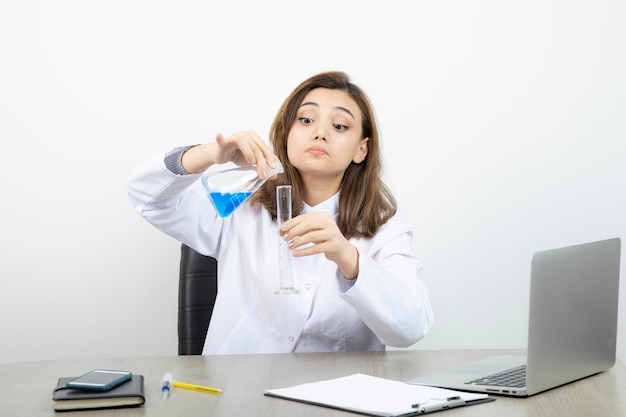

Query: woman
[[128, 71, 433, 354]]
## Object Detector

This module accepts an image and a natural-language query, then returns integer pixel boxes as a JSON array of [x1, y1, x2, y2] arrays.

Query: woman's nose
[[313, 128, 328, 142]]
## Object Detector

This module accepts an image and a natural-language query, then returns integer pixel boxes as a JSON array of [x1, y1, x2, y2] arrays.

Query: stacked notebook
[[52, 375, 145, 411]]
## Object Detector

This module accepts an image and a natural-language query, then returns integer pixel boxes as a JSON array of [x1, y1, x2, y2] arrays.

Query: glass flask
[[201, 157, 284, 217]]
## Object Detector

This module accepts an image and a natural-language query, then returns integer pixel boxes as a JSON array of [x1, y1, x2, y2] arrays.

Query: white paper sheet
[[265, 373, 490, 416]]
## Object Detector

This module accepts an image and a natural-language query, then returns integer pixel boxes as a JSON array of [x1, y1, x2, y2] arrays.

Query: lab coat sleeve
[[126, 151, 223, 257], [338, 211, 434, 347]]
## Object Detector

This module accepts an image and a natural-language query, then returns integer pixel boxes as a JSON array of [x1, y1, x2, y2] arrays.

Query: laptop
[[408, 237, 621, 397]]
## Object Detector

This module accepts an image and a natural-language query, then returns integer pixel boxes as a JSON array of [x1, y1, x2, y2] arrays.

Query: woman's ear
[[352, 137, 369, 164]]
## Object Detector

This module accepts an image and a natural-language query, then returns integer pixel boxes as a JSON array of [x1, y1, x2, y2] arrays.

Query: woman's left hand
[[279, 212, 359, 279]]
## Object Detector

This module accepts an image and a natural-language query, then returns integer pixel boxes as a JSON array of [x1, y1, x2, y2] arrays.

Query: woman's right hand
[[181, 131, 277, 177]]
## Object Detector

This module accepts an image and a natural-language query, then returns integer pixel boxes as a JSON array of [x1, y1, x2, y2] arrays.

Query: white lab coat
[[127, 152, 433, 354]]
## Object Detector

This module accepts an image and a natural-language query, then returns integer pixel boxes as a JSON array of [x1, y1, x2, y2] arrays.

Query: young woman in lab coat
[[128, 71, 433, 354]]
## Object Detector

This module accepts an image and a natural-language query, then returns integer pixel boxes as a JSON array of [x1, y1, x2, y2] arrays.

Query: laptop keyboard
[[465, 365, 527, 388]]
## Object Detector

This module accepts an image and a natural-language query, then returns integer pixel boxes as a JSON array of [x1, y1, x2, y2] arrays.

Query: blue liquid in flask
[[210, 192, 253, 217]]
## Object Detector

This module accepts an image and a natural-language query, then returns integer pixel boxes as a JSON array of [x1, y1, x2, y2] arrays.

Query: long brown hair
[[251, 71, 397, 239]]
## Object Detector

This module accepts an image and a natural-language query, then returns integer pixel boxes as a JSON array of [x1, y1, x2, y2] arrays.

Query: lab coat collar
[[302, 192, 339, 216]]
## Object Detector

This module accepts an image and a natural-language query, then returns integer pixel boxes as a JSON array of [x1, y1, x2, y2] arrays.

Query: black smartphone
[[66, 369, 133, 391]]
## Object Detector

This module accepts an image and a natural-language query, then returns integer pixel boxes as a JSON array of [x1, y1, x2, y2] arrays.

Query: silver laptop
[[408, 237, 621, 397]]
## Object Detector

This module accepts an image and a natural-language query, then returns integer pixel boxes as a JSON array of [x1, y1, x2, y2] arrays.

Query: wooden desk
[[2, 349, 625, 416]]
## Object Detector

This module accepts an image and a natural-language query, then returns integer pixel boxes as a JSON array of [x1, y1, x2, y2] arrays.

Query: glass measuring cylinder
[[275, 185, 299, 295]]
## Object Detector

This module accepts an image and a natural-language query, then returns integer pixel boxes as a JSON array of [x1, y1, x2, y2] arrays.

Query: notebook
[[408, 237, 621, 397], [52, 375, 145, 411]]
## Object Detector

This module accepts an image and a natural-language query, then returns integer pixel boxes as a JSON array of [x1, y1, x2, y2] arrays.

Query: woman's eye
[[334, 123, 349, 131], [299, 117, 313, 125]]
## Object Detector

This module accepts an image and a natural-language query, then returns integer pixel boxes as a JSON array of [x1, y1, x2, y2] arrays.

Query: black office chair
[[178, 243, 218, 355]]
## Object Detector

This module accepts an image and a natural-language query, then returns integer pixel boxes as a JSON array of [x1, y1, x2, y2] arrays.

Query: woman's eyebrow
[[299, 101, 355, 120]]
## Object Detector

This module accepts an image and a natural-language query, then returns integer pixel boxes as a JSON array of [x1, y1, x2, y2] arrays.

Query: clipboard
[[264, 373, 494, 416]]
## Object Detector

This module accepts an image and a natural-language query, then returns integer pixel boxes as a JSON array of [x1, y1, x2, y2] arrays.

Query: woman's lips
[[306, 146, 328, 156]]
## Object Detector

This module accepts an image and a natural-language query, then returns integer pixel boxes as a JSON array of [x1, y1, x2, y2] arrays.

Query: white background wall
[[1, 0, 625, 365]]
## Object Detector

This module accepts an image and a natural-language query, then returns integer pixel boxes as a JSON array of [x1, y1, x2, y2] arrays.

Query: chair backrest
[[178, 243, 218, 355]]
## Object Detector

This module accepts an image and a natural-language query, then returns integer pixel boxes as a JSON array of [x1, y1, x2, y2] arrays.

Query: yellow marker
[[173, 380, 222, 394]]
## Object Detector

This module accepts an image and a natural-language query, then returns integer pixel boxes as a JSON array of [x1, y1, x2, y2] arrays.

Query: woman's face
[[286, 88, 368, 181]]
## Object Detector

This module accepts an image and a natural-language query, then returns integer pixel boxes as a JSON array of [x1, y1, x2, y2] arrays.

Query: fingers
[[280, 213, 346, 259], [214, 131, 276, 174]]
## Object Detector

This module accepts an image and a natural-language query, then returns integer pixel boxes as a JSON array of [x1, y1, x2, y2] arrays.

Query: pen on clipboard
[[173, 380, 223, 394], [411, 396, 465, 414]]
